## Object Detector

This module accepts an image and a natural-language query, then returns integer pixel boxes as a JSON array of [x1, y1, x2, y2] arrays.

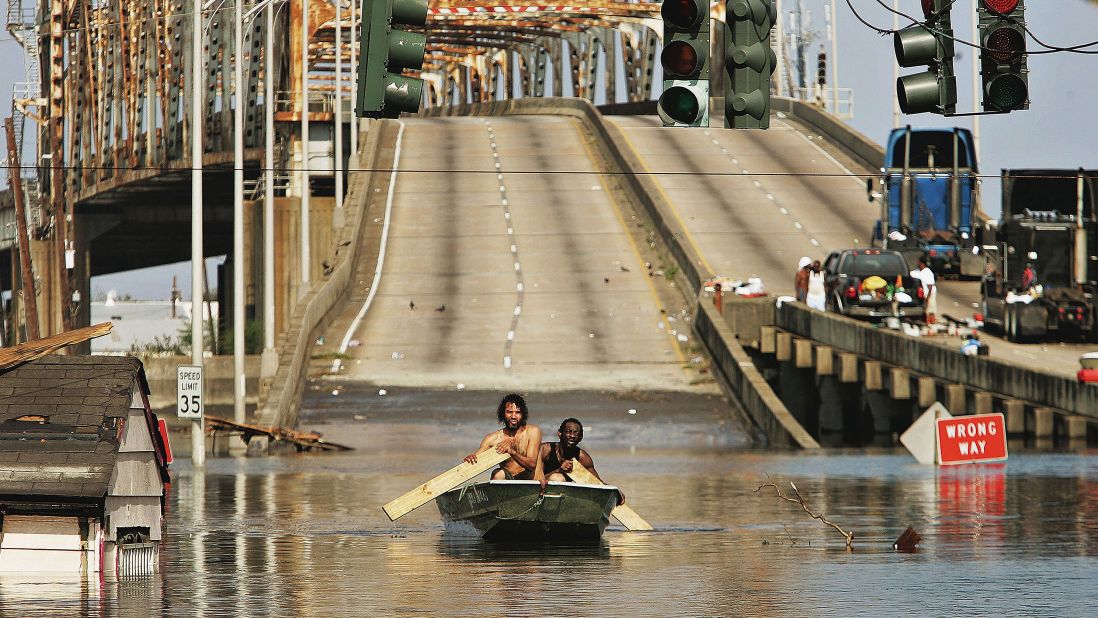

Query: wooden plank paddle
[[566, 459, 653, 531], [383, 449, 511, 521]]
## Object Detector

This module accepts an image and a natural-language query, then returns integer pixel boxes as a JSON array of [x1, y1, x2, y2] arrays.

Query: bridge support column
[[1065, 416, 1089, 441], [1033, 407, 1054, 439], [775, 332, 791, 361], [973, 391, 993, 415], [890, 367, 910, 399], [1004, 399, 1025, 435], [794, 339, 813, 368], [815, 345, 833, 375], [864, 361, 882, 391], [918, 376, 937, 408], [839, 353, 858, 383], [760, 326, 775, 353], [945, 384, 966, 414]]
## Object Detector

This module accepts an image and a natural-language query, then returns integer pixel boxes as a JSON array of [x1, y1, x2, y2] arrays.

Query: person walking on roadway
[[806, 260, 826, 311], [911, 257, 938, 324], [794, 256, 811, 302]]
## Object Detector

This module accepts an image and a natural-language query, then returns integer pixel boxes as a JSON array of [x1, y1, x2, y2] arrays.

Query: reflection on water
[[3, 390, 1098, 615]]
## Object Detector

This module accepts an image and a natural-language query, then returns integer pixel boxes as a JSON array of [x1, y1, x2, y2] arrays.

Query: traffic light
[[817, 50, 827, 86], [658, 0, 710, 127], [894, 0, 956, 115], [357, 0, 428, 118], [978, 0, 1028, 112], [724, 0, 776, 129]]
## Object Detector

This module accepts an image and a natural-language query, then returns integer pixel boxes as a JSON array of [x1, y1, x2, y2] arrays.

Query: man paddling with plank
[[464, 394, 544, 481], [540, 418, 625, 505]]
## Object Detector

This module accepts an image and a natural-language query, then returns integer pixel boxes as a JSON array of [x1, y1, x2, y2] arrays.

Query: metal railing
[[788, 86, 855, 120], [117, 542, 157, 576]]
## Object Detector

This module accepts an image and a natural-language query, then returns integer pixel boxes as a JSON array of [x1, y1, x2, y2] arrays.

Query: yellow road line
[[571, 118, 690, 369], [608, 117, 718, 279]]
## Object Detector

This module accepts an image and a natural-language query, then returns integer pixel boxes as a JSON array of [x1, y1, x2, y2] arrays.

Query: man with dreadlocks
[[463, 393, 544, 481]]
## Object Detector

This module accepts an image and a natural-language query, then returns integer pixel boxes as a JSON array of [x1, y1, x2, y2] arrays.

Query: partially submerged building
[[0, 354, 170, 575]]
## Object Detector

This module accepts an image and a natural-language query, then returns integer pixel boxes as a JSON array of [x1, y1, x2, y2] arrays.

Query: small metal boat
[[435, 480, 619, 542]]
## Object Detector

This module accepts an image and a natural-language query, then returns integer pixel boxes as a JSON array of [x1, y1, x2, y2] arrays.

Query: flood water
[[4, 386, 1098, 616]]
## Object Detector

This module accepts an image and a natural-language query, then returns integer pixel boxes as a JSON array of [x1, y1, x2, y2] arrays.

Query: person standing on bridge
[[912, 257, 938, 324], [464, 394, 544, 482], [794, 256, 812, 302], [806, 261, 826, 311]]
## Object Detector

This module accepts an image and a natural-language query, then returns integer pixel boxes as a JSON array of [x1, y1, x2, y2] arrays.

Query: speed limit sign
[[177, 365, 203, 419]]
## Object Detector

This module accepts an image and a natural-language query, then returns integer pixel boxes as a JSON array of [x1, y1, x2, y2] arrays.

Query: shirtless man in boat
[[463, 393, 544, 481], [540, 418, 624, 505]]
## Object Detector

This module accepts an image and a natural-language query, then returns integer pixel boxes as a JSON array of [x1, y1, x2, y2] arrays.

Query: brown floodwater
[[3, 386, 1098, 616]]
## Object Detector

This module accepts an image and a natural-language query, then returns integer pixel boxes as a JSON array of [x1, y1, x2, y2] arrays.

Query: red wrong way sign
[[936, 413, 1008, 465]]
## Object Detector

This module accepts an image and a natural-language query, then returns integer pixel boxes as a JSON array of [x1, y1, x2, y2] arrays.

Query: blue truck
[[868, 127, 984, 278]]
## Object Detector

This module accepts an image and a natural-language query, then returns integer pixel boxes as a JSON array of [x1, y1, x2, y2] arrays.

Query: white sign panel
[[176, 365, 203, 419], [900, 402, 953, 465]]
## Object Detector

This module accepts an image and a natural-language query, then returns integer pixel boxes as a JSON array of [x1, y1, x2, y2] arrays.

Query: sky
[[2, 1, 1096, 300]]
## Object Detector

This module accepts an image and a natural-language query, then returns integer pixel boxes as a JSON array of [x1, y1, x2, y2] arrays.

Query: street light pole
[[349, 0, 357, 155], [301, 0, 311, 288], [892, 0, 900, 127], [335, 0, 343, 212], [233, 0, 246, 427], [264, 0, 277, 362], [191, 0, 206, 467], [829, 0, 839, 115]]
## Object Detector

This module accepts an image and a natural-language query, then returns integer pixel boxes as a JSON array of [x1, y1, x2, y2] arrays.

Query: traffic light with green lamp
[[724, 0, 776, 129], [894, 0, 956, 115], [357, 0, 429, 118], [978, 0, 1028, 112], [658, 0, 710, 127]]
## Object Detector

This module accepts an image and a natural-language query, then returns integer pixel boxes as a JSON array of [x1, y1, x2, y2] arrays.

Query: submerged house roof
[[0, 355, 162, 507]]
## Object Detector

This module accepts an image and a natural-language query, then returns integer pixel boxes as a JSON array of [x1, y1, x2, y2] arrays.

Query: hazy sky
[[2, 1, 1095, 299]]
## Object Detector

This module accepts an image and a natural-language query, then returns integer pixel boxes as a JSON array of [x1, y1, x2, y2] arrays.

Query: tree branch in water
[[755, 480, 854, 550]]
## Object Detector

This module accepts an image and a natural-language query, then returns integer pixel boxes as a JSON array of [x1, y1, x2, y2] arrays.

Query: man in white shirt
[[911, 257, 937, 323]]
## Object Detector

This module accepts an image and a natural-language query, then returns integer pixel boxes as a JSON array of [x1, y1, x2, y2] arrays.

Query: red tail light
[[845, 286, 857, 299], [917, 285, 925, 300]]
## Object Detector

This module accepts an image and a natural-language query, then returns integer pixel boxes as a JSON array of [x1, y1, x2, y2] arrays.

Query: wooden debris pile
[[204, 415, 352, 452]]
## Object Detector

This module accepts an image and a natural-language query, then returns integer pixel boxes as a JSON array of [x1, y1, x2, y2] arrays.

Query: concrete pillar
[[918, 377, 937, 408], [775, 331, 792, 361], [1065, 416, 1089, 441], [1004, 399, 1025, 435], [945, 384, 966, 414], [864, 361, 882, 391], [760, 326, 776, 353], [1033, 407, 1054, 439], [973, 391, 993, 415], [839, 353, 858, 383], [890, 367, 910, 399], [795, 339, 814, 368], [816, 345, 833, 376]]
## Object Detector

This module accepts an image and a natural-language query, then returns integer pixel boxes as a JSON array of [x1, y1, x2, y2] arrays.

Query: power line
[[845, 0, 1098, 55]]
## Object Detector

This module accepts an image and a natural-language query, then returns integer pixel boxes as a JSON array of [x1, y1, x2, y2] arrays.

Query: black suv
[[822, 249, 926, 319]]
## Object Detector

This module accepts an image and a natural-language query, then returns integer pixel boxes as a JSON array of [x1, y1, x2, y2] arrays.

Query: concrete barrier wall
[[770, 97, 885, 173], [255, 122, 390, 429], [695, 296, 819, 449], [776, 302, 1098, 417]]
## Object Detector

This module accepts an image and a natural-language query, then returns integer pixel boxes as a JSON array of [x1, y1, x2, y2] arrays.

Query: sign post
[[177, 365, 203, 419], [936, 413, 1008, 465]]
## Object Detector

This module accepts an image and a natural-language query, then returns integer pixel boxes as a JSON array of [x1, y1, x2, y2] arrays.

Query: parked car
[[822, 249, 926, 319]]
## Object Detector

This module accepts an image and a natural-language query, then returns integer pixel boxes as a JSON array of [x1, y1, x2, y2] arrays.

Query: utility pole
[[350, 0, 357, 155], [4, 117, 40, 342], [892, 0, 900, 127], [829, 0, 839, 114], [233, 0, 246, 427], [191, 0, 207, 467], [335, 0, 343, 213], [263, 0, 277, 371], [301, 0, 311, 288]]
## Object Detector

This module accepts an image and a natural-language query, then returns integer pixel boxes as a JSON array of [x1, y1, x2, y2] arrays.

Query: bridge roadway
[[320, 116, 715, 393], [608, 114, 1092, 379]]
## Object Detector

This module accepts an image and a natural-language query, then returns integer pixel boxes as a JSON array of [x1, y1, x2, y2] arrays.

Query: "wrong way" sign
[[936, 413, 1008, 465]]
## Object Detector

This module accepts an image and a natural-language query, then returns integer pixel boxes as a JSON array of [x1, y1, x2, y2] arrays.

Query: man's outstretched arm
[[463, 432, 498, 464], [578, 450, 624, 504]]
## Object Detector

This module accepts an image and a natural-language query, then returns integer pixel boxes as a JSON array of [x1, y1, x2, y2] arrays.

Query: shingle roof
[[0, 355, 143, 499]]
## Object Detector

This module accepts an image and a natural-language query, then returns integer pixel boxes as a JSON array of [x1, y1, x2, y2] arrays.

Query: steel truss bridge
[[1, 0, 673, 339]]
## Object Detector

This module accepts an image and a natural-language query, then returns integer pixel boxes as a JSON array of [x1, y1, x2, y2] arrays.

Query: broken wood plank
[[566, 459, 653, 531], [382, 449, 511, 521], [204, 415, 352, 451], [0, 322, 113, 370]]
